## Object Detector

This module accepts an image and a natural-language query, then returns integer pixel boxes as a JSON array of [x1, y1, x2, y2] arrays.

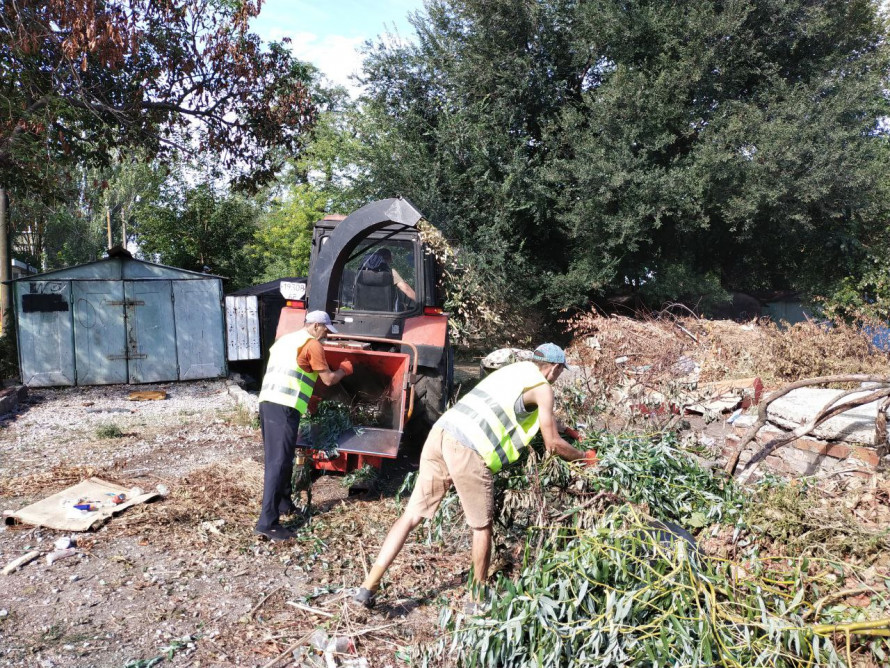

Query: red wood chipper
[[273, 198, 454, 473]]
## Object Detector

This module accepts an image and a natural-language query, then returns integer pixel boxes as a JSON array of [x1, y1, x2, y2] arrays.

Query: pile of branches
[[562, 311, 890, 427], [417, 433, 890, 667], [428, 508, 888, 667]]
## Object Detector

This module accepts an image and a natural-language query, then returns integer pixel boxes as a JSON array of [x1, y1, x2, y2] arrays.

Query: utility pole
[[0, 187, 10, 335]]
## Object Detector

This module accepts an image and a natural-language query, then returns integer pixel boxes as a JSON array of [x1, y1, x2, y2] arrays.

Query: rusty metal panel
[[16, 280, 75, 386], [125, 280, 178, 383], [173, 279, 226, 380], [72, 281, 128, 385], [225, 295, 261, 361]]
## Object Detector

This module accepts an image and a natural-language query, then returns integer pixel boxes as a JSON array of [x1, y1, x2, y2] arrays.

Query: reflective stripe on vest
[[258, 330, 319, 414], [441, 361, 546, 473]]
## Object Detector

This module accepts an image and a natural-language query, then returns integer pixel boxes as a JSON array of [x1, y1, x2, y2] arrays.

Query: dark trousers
[[257, 401, 301, 530]]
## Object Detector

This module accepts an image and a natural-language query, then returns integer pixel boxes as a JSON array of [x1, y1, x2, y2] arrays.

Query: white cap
[[305, 310, 338, 333]]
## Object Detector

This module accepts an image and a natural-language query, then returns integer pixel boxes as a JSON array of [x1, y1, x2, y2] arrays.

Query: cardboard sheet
[[3, 477, 159, 531]]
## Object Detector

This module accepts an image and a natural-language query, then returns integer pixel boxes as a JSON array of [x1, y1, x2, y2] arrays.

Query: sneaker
[[351, 587, 376, 609], [254, 525, 296, 542]]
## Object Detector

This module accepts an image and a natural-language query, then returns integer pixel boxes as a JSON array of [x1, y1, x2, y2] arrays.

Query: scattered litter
[[2, 551, 40, 575], [727, 408, 743, 424], [46, 548, 77, 565], [3, 478, 160, 531], [128, 390, 167, 401], [155, 484, 169, 497]]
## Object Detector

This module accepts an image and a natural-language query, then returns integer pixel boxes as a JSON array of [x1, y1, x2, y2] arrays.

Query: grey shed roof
[[10, 256, 222, 282]]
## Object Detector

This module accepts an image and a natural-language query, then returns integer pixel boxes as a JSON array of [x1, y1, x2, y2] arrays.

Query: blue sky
[[251, 0, 425, 93]]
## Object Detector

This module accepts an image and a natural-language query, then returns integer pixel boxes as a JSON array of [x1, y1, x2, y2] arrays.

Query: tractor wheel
[[412, 344, 454, 427]]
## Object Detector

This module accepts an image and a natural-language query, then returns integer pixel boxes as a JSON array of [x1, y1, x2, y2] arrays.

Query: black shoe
[[351, 587, 376, 609], [254, 525, 296, 542]]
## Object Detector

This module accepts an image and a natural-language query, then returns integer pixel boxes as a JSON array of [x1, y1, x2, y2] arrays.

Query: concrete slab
[[767, 387, 887, 445]]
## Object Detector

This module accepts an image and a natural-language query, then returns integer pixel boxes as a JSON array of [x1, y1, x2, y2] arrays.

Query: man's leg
[[471, 524, 493, 587], [257, 402, 299, 533], [360, 511, 425, 593], [354, 429, 450, 606], [440, 432, 494, 594]]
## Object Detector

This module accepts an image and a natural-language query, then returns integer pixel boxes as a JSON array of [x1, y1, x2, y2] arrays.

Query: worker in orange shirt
[[255, 311, 353, 541]]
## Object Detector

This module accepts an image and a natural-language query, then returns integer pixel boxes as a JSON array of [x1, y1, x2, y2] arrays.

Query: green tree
[[249, 184, 328, 282], [0, 0, 316, 194], [135, 179, 260, 290], [354, 0, 890, 315]]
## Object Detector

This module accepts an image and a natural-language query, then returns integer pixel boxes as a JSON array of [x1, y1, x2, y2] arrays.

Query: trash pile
[[417, 432, 890, 667], [61, 489, 134, 517]]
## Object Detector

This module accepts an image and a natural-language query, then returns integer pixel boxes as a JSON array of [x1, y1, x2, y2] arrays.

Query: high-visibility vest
[[258, 330, 319, 414], [442, 361, 547, 473]]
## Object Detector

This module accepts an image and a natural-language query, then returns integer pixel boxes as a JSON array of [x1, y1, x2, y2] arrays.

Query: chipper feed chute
[[298, 345, 411, 472]]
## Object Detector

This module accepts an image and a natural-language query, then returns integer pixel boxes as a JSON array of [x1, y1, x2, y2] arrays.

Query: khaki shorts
[[405, 428, 494, 529]]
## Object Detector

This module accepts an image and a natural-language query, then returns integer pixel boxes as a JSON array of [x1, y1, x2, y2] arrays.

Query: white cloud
[[288, 31, 367, 94]]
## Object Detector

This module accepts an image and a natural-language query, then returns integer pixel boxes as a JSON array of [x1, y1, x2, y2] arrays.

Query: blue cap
[[532, 343, 571, 368]]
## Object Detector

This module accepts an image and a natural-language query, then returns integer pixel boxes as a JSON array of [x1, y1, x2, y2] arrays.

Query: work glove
[[583, 450, 599, 467], [563, 427, 582, 441], [339, 360, 354, 376]]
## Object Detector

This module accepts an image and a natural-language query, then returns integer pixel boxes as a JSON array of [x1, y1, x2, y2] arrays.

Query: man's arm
[[391, 268, 416, 300], [302, 339, 351, 386], [524, 383, 586, 461], [317, 367, 347, 386]]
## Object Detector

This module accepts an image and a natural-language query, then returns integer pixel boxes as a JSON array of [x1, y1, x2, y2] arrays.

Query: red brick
[[791, 438, 850, 460], [848, 446, 880, 469]]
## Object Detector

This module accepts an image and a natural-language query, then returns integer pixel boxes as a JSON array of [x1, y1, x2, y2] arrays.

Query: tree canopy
[[354, 0, 890, 314], [0, 0, 315, 194]]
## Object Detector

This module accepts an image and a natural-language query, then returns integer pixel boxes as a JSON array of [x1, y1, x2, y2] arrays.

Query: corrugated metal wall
[[14, 258, 227, 387]]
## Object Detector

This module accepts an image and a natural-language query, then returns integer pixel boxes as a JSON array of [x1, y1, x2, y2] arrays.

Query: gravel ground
[[0, 380, 256, 481], [0, 379, 459, 668]]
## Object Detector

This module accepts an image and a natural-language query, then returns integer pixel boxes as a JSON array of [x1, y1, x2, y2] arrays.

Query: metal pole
[[106, 208, 112, 249], [0, 187, 10, 334]]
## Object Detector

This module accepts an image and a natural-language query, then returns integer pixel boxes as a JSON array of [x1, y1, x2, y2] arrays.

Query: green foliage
[[298, 401, 353, 454], [248, 184, 327, 282], [585, 432, 745, 528], [422, 508, 859, 667], [497, 432, 745, 536], [341, 464, 379, 490], [95, 423, 124, 439], [0, 327, 18, 382], [354, 0, 890, 315], [0, 1, 315, 195], [819, 248, 890, 325], [134, 180, 260, 290], [638, 263, 730, 315]]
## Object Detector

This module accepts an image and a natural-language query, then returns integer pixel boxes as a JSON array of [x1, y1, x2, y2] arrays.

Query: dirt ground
[[0, 380, 472, 668]]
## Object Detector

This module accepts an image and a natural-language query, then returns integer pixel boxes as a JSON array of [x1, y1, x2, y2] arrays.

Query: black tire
[[412, 343, 454, 427]]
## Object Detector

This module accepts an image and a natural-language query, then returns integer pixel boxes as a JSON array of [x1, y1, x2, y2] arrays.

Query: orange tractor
[[274, 198, 453, 473]]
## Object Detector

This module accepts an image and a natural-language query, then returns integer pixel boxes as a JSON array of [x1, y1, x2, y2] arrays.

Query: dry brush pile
[[562, 311, 890, 426]]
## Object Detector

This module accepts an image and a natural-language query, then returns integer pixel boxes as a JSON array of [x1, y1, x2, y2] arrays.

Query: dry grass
[[564, 312, 890, 422], [0, 464, 118, 499]]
